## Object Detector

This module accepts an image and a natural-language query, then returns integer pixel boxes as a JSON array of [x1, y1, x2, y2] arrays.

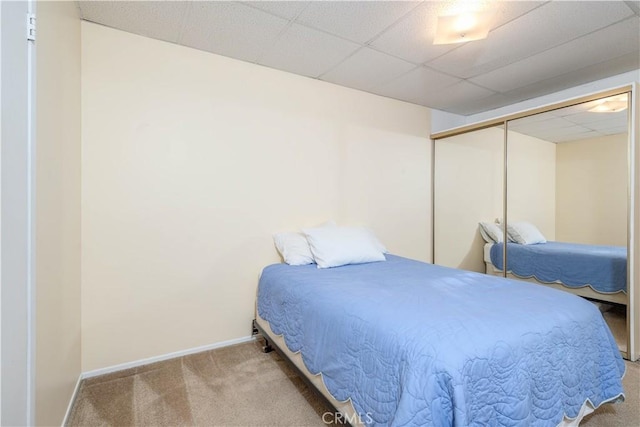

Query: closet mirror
[[433, 88, 632, 358], [503, 93, 630, 355], [433, 124, 505, 272]]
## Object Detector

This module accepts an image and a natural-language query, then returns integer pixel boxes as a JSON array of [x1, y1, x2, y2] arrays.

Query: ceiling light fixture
[[587, 94, 628, 113], [434, 11, 493, 45]]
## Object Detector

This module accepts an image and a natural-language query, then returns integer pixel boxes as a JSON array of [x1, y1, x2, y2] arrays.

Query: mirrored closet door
[[432, 87, 634, 359], [433, 125, 504, 272], [506, 93, 630, 356]]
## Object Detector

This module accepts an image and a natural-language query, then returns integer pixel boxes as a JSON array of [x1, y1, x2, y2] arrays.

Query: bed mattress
[[257, 254, 625, 426]]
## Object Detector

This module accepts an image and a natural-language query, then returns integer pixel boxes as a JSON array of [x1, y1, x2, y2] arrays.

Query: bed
[[256, 254, 625, 426], [484, 242, 627, 305]]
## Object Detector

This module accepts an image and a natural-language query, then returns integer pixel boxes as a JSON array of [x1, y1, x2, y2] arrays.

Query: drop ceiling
[[78, 0, 639, 142]]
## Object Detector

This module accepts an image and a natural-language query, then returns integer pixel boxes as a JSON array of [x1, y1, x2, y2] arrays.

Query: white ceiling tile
[[428, 1, 635, 79], [242, 1, 310, 21], [258, 23, 361, 78], [321, 48, 416, 92], [373, 66, 462, 104], [77, 0, 640, 116], [370, 1, 545, 65], [368, 2, 462, 64], [488, 1, 547, 29], [481, 52, 640, 113], [295, 1, 420, 44], [79, 0, 189, 43], [450, 93, 514, 115], [470, 17, 640, 92], [600, 126, 629, 135], [179, 2, 289, 63], [624, 0, 640, 15], [421, 81, 496, 111]]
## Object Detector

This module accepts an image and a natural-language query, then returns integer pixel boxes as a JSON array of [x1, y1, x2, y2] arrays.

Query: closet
[[432, 86, 638, 361]]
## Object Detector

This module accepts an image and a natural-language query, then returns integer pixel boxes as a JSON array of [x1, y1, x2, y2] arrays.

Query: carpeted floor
[[67, 339, 639, 426]]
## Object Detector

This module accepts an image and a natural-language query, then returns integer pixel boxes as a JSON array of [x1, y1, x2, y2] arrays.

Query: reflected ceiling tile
[[553, 131, 602, 143], [586, 115, 629, 131], [509, 117, 576, 135], [534, 124, 592, 140]]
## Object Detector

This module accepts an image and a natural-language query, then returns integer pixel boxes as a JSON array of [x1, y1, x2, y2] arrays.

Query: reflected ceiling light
[[587, 95, 628, 113], [434, 11, 493, 45]]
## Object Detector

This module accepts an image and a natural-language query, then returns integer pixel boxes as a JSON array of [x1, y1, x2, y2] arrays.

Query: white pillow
[[273, 221, 337, 265], [478, 222, 504, 243], [273, 232, 314, 266], [506, 221, 547, 245], [364, 227, 388, 253], [303, 226, 386, 268]]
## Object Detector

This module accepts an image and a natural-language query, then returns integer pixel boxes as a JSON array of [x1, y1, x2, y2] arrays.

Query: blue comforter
[[257, 255, 624, 426], [490, 242, 627, 293]]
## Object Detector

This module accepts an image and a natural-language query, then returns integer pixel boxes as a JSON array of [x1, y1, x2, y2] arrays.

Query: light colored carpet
[[67, 340, 333, 427], [67, 340, 639, 426]]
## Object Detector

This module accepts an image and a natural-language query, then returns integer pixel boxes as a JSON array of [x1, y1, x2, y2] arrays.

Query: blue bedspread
[[257, 255, 624, 426], [490, 242, 627, 293]]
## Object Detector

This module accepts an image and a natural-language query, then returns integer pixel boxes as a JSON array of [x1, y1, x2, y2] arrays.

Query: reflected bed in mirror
[[484, 240, 627, 305], [433, 88, 632, 357], [504, 92, 630, 354], [502, 93, 628, 306]]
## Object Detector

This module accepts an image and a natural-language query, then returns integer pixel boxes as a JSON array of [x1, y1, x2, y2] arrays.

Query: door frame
[[1, 1, 36, 424]]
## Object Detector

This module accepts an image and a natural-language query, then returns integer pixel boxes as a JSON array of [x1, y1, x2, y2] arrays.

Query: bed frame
[[252, 316, 360, 427], [485, 261, 628, 305]]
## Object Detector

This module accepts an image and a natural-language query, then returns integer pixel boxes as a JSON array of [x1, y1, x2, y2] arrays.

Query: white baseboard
[[61, 375, 82, 426], [81, 335, 256, 379]]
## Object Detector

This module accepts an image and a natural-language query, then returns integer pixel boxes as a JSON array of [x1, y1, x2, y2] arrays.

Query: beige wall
[[35, 1, 81, 425], [434, 127, 555, 272], [507, 131, 557, 239], [81, 22, 431, 371], [556, 134, 628, 246]]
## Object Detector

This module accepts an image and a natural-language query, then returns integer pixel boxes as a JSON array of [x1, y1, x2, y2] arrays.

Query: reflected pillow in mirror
[[479, 222, 504, 243], [506, 221, 547, 245]]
